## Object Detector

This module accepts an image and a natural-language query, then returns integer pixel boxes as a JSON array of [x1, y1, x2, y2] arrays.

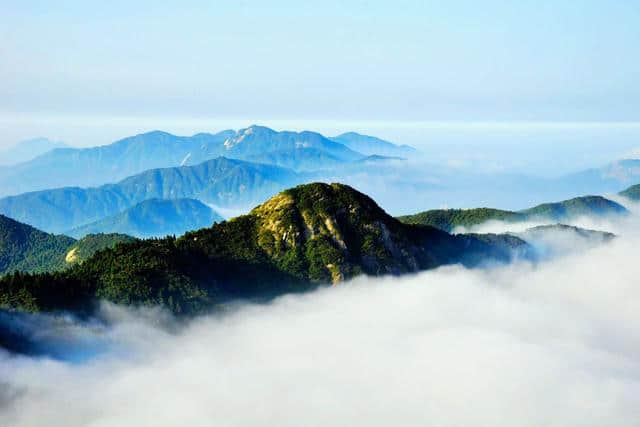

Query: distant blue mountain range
[[0, 157, 301, 233], [4, 125, 640, 240], [330, 132, 417, 157], [0, 126, 414, 197], [68, 198, 223, 239], [555, 159, 640, 195]]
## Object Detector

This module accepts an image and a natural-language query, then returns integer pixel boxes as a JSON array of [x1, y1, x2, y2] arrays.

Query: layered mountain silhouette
[[330, 132, 417, 157], [0, 157, 300, 233], [556, 159, 640, 195], [68, 198, 223, 239], [0, 126, 416, 197], [222, 126, 362, 162], [0, 130, 234, 196]]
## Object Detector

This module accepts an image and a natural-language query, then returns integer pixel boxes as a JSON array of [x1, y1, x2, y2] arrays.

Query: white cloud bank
[[1, 220, 640, 426]]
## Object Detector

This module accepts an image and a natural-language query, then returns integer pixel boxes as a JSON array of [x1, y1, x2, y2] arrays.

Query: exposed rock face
[[249, 183, 426, 282], [247, 183, 526, 283]]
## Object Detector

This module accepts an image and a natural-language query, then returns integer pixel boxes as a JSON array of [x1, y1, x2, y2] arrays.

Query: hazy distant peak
[[330, 132, 416, 157], [108, 130, 181, 148], [224, 125, 271, 149], [603, 159, 640, 181], [230, 124, 277, 140], [67, 197, 224, 239], [0, 137, 69, 166], [333, 131, 398, 144], [220, 125, 362, 162]]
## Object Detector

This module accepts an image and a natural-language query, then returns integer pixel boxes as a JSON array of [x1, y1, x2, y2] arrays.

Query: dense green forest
[[63, 234, 137, 265], [0, 214, 135, 276], [398, 208, 525, 232], [0, 183, 530, 316], [398, 195, 627, 232], [520, 195, 627, 219], [0, 215, 75, 275]]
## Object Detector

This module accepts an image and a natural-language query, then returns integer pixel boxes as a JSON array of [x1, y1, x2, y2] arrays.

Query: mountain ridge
[[68, 198, 224, 238], [0, 214, 134, 275], [0, 138, 69, 166], [330, 132, 417, 157], [398, 195, 627, 232], [0, 183, 531, 315], [0, 157, 301, 233], [0, 126, 384, 197], [0, 214, 75, 275], [0, 130, 235, 196]]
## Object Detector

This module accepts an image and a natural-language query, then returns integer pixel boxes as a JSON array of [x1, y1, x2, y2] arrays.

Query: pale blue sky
[[1, 1, 638, 122]]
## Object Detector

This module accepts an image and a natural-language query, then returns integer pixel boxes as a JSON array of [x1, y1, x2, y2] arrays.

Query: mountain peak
[[521, 195, 628, 220], [224, 125, 276, 149], [246, 182, 439, 282], [330, 132, 416, 157], [221, 126, 361, 163], [68, 198, 223, 239], [252, 183, 387, 226], [235, 124, 277, 139]]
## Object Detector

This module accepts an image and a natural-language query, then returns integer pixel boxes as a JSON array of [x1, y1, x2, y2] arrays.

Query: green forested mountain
[[0, 157, 300, 233], [63, 234, 137, 266], [520, 195, 627, 219], [398, 208, 526, 232], [0, 215, 135, 275], [0, 214, 75, 275], [68, 198, 223, 238], [0, 183, 530, 316], [0, 214, 133, 275], [398, 195, 627, 232]]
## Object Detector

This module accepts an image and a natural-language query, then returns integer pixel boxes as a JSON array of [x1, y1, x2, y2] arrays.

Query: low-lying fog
[[1, 201, 640, 426]]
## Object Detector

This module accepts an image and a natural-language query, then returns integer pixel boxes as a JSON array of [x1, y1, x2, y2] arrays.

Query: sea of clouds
[[1, 201, 640, 426]]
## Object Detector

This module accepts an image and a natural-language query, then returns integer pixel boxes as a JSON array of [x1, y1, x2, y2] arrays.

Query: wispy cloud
[[1, 212, 639, 426]]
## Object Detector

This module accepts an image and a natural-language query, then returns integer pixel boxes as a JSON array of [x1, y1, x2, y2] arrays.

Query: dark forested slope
[[0, 183, 530, 315]]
